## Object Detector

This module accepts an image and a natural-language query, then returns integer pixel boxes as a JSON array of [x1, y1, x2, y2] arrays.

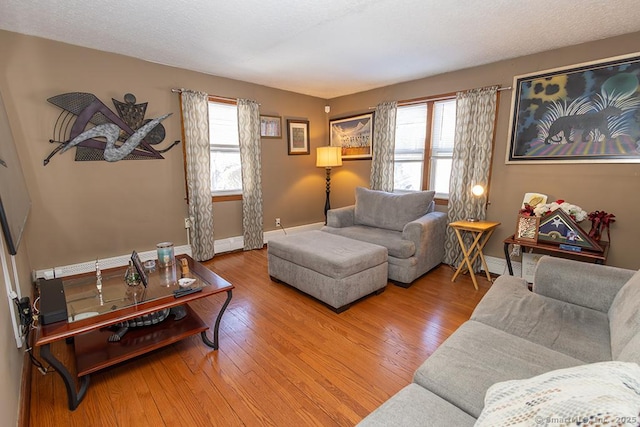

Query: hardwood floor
[[27, 248, 492, 426]]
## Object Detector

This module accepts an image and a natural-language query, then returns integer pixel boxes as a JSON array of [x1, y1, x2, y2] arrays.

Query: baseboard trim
[[34, 223, 326, 279], [485, 255, 522, 277], [34, 244, 193, 280]]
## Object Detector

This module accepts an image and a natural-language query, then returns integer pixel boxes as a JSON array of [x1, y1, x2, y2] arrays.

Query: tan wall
[[0, 240, 31, 426], [1, 30, 639, 271], [0, 30, 329, 270], [328, 32, 640, 270]]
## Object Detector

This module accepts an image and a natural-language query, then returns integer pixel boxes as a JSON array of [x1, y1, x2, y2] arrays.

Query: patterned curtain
[[237, 99, 264, 250], [444, 86, 498, 269], [180, 90, 216, 261], [370, 101, 397, 191]]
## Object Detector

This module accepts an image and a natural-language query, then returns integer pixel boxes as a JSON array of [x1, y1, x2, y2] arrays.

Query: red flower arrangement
[[587, 210, 615, 242]]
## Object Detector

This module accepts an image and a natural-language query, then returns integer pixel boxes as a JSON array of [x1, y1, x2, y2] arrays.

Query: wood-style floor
[[26, 248, 492, 426]]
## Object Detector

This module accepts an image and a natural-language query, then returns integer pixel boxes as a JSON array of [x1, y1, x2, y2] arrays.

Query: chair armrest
[[402, 211, 447, 263], [326, 205, 355, 228], [533, 256, 634, 312]]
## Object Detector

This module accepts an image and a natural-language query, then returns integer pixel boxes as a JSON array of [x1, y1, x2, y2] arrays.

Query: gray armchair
[[322, 187, 447, 286]]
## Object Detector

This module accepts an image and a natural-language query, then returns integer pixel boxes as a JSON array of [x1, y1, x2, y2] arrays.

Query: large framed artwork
[[506, 53, 640, 164], [329, 113, 374, 160]]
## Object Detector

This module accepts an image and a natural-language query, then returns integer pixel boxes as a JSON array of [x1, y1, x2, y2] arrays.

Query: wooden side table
[[449, 220, 501, 290], [502, 234, 609, 275]]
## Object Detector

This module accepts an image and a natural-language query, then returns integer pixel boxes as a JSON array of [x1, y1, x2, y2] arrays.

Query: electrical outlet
[[184, 217, 192, 228], [275, 218, 281, 227]]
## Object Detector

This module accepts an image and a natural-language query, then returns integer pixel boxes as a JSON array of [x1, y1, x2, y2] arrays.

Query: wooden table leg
[[451, 229, 483, 290], [451, 228, 496, 290]]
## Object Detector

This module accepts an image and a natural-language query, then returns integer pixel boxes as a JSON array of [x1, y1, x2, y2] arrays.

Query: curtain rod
[[171, 88, 235, 103], [370, 86, 512, 108]]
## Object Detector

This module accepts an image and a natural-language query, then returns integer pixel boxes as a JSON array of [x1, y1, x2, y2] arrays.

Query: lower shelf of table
[[74, 304, 208, 377]]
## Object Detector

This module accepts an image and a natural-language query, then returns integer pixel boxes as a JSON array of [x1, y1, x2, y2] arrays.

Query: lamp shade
[[316, 146, 342, 168]]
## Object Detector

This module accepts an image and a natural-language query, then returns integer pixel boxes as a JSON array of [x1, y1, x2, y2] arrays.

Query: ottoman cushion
[[268, 230, 387, 278]]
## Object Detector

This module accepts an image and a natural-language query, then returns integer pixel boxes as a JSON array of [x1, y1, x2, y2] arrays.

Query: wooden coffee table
[[35, 254, 233, 410]]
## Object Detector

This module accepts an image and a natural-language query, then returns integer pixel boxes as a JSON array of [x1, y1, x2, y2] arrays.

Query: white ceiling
[[1, 0, 640, 99]]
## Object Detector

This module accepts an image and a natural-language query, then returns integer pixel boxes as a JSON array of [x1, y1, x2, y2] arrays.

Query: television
[[0, 92, 31, 255]]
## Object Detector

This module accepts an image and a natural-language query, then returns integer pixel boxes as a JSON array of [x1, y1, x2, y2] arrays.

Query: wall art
[[287, 119, 310, 155], [260, 115, 282, 139], [45, 92, 180, 165], [506, 53, 640, 164], [329, 112, 374, 160]]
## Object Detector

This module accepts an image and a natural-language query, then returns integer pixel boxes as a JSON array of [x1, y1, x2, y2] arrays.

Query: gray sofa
[[322, 187, 447, 286], [358, 256, 640, 426]]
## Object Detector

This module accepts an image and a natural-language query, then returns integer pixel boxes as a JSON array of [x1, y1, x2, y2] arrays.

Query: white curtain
[[237, 99, 264, 250], [180, 90, 216, 261], [444, 86, 499, 268], [370, 101, 397, 192]]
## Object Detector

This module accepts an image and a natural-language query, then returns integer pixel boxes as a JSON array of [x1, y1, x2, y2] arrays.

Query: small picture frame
[[287, 119, 310, 155], [514, 214, 540, 243], [260, 115, 282, 139]]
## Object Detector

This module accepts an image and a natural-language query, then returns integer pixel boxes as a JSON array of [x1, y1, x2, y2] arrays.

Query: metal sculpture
[[45, 92, 180, 165]]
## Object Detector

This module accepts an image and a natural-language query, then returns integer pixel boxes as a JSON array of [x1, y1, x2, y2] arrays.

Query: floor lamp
[[316, 146, 342, 224]]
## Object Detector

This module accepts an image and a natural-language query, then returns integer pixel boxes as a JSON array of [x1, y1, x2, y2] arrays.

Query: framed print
[[514, 214, 539, 243], [260, 115, 281, 139], [287, 119, 310, 155], [506, 52, 640, 164], [329, 113, 374, 160]]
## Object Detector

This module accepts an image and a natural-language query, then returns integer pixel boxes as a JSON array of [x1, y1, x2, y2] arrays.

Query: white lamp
[[467, 184, 486, 222], [316, 146, 342, 223]]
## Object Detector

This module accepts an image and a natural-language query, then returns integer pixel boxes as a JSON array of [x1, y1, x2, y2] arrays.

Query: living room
[[2, 2, 640, 425]]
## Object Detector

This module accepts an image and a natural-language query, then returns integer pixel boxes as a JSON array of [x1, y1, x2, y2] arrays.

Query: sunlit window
[[393, 99, 456, 198], [209, 101, 242, 195]]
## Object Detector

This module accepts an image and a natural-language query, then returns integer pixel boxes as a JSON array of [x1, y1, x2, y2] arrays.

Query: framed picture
[[514, 214, 540, 243], [329, 112, 374, 160], [506, 52, 640, 164], [287, 119, 309, 155], [260, 115, 281, 139]]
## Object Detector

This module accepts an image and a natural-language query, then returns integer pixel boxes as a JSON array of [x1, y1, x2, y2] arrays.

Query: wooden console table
[[35, 254, 233, 410], [449, 220, 500, 290], [503, 235, 609, 275]]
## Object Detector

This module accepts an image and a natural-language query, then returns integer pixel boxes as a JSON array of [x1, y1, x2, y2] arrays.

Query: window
[[429, 99, 456, 197], [209, 100, 242, 196], [394, 104, 427, 192], [393, 98, 456, 198]]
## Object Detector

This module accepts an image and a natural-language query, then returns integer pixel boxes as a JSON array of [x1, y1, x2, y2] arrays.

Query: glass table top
[[63, 261, 206, 322]]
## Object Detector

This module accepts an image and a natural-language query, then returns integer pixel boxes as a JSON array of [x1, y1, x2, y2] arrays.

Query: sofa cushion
[[413, 321, 583, 418], [356, 383, 476, 427], [618, 333, 640, 364], [475, 361, 640, 427], [471, 275, 612, 362], [609, 269, 640, 360], [322, 225, 415, 259], [354, 187, 435, 232]]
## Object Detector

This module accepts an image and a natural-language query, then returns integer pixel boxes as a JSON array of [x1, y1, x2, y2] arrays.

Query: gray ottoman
[[268, 230, 388, 312]]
